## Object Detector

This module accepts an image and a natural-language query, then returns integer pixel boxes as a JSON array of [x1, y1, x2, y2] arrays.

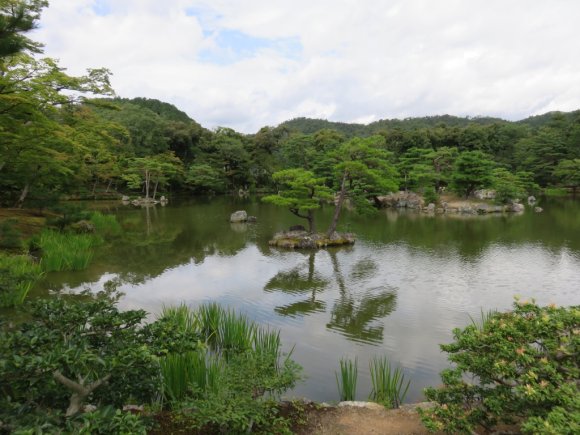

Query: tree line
[[1, 1, 579, 210]]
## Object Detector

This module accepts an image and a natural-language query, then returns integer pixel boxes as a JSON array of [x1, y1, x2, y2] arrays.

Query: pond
[[34, 196, 580, 403]]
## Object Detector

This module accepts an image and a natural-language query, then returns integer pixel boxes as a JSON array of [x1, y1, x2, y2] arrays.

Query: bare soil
[[294, 403, 437, 435]]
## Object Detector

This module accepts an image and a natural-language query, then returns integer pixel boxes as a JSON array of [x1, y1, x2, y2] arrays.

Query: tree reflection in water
[[264, 249, 397, 344]]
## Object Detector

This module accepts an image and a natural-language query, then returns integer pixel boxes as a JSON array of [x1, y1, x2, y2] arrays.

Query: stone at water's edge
[[230, 210, 248, 223], [269, 230, 356, 249]]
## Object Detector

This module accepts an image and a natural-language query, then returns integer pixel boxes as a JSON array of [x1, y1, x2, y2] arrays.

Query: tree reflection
[[265, 252, 329, 317], [326, 250, 397, 344], [264, 248, 398, 344]]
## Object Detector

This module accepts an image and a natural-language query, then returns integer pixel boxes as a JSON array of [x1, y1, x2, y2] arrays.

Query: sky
[[32, 0, 580, 133]]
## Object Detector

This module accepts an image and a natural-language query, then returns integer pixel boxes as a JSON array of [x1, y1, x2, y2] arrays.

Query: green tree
[[553, 159, 580, 196], [262, 168, 333, 233], [492, 168, 526, 204], [450, 151, 495, 198], [0, 0, 47, 60], [327, 136, 398, 236]]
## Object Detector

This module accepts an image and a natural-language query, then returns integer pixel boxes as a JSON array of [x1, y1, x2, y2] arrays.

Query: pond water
[[35, 196, 580, 403]]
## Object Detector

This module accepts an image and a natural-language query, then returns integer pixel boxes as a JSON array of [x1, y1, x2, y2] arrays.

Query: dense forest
[[1, 1, 579, 210]]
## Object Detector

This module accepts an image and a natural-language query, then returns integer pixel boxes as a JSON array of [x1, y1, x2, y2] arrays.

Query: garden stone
[[230, 210, 248, 223]]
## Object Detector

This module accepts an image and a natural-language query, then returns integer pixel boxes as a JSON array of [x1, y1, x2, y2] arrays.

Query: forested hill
[[279, 115, 505, 137], [278, 111, 580, 137], [116, 97, 193, 123]]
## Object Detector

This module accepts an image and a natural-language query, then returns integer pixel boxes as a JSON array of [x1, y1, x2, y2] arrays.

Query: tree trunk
[[53, 371, 111, 417], [106, 179, 112, 193], [307, 210, 316, 233], [326, 170, 348, 237], [152, 180, 159, 200], [92, 179, 98, 197], [144, 170, 150, 199], [16, 183, 30, 208]]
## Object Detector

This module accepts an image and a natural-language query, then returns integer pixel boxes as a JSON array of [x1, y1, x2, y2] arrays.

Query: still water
[[37, 197, 580, 403]]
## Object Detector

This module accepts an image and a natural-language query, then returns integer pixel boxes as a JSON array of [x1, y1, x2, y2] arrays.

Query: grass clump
[[90, 212, 122, 238], [156, 304, 302, 433], [0, 253, 43, 307], [336, 357, 358, 401], [369, 356, 410, 408], [38, 230, 99, 272]]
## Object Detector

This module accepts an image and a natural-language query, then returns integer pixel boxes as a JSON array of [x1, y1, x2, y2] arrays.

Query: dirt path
[[295, 402, 437, 435]]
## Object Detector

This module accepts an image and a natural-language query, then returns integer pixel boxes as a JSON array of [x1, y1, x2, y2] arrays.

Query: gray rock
[[121, 195, 130, 202], [247, 216, 257, 223], [534, 206, 543, 213], [473, 189, 496, 200], [338, 401, 385, 410], [426, 203, 436, 212], [528, 195, 537, 205], [510, 202, 525, 212], [230, 210, 248, 223]]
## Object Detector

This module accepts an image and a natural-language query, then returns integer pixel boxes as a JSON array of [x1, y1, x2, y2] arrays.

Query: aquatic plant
[[90, 212, 122, 238], [0, 254, 43, 307], [39, 230, 97, 272], [159, 351, 222, 402], [368, 356, 410, 408], [336, 357, 358, 401]]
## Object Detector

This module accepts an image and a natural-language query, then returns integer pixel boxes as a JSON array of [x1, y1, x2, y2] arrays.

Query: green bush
[[0, 218, 23, 250], [0, 253, 43, 307], [420, 300, 579, 434], [0, 290, 161, 432], [423, 186, 438, 205]]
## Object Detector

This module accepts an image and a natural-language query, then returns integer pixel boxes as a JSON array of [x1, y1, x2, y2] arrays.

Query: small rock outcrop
[[473, 189, 496, 200], [534, 206, 543, 213], [376, 192, 424, 209], [230, 210, 248, 223], [269, 230, 355, 249], [247, 216, 257, 223], [508, 202, 525, 213], [528, 195, 537, 205]]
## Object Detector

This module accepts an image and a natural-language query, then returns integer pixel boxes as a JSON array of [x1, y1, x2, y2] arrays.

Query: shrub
[[0, 218, 23, 250], [423, 186, 438, 205], [0, 290, 161, 432], [420, 300, 579, 434]]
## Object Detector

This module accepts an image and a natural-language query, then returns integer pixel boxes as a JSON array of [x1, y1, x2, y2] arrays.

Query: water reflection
[[31, 196, 580, 403], [264, 249, 398, 344]]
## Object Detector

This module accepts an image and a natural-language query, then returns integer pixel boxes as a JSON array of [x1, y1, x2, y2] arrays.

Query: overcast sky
[[32, 0, 580, 133]]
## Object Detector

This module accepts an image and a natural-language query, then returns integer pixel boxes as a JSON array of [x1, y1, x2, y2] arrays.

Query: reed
[[0, 254, 43, 307], [219, 310, 256, 358], [39, 230, 97, 272], [469, 308, 498, 331], [253, 327, 284, 373], [161, 303, 199, 333], [90, 212, 122, 238], [368, 356, 410, 408], [336, 357, 358, 401], [198, 302, 225, 349]]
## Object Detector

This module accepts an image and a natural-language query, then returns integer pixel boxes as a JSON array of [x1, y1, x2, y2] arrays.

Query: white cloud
[[32, 0, 580, 132]]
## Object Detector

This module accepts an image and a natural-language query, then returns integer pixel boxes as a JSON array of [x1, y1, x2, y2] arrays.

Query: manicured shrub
[[420, 299, 579, 434]]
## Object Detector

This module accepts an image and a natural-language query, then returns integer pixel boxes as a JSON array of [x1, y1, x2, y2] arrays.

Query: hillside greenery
[[0, 0, 579, 209]]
